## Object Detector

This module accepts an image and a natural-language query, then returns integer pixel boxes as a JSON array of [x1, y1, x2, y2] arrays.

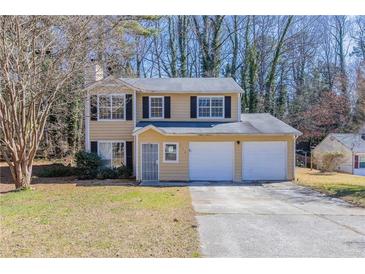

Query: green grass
[[0, 184, 199, 257], [296, 168, 365, 207]]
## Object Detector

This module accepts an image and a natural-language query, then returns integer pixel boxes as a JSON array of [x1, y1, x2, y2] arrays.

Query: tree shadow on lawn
[[0, 162, 138, 194]]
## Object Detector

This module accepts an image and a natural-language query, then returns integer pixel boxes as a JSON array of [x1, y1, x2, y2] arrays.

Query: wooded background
[[33, 15, 365, 158]]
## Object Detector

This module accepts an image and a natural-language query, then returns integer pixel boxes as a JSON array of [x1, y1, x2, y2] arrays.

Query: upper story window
[[198, 96, 224, 118], [149, 96, 164, 119], [98, 94, 125, 120]]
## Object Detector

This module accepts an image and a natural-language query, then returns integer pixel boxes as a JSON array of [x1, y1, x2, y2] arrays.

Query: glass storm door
[[142, 143, 159, 180]]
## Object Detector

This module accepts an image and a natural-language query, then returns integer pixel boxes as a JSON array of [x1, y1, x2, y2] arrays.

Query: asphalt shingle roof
[[330, 133, 365, 153], [134, 113, 301, 136], [121, 77, 243, 93]]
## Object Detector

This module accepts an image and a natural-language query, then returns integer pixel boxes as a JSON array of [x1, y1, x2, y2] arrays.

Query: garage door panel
[[243, 141, 287, 180], [189, 142, 234, 181]]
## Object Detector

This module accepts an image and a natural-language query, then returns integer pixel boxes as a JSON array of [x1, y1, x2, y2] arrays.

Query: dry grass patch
[[0, 184, 199, 257], [295, 167, 365, 207]]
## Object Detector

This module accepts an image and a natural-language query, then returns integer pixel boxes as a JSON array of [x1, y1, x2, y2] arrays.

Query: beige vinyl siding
[[90, 121, 134, 141], [89, 85, 134, 141], [137, 129, 295, 182], [136, 93, 239, 122], [89, 84, 133, 95]]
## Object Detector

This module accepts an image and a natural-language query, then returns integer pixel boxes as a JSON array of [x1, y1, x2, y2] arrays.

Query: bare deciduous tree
[[0, 16, 91, 189]]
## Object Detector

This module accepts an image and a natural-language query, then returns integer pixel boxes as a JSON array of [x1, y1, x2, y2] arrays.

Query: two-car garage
[[189, 141, 288, 181]]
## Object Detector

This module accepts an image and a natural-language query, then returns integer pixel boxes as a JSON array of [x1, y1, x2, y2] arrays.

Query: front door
[[141, 143, 159, 181]]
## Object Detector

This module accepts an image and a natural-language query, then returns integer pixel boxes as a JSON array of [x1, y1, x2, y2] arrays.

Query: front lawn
[[295, 168, 365, 207], [0, 183, 199, 257]]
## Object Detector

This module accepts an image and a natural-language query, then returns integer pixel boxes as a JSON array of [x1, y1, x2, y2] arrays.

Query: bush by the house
[[37, 164, 77, 177], [75, 151, 102, 179], [96, 167, 118, 179], [318, 152, 345, 172], [96, 165, 133, 180], [74, 151, 132, 180], [115, 165, 132, 178]]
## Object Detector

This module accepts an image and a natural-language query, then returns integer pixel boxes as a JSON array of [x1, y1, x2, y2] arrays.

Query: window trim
[[149, 96, 164, 119], [97, 94, 126, 121], [358, 154, 365, 169], [163, 142, 179, 163], [197, 96, 225, 119], [97, 140, 126, 168]]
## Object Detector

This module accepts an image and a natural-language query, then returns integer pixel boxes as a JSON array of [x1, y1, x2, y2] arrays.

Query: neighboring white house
[[312, 133, 365, 176]]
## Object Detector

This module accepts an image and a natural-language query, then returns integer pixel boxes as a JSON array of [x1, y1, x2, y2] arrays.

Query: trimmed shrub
[[115, 165, 133, 178], [37, 164, 77, 177], [319, 152, 345, 172], [96, 167, 118, 180], [75, 151, 102, 179], [95, 165, 133, 180]]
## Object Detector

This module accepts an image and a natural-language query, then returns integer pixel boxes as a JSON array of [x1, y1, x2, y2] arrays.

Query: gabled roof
[[121, 77, 243, 93], [328, 133, 365, 153], [133, 113, 302, 136], [84, 76, 142, 91]]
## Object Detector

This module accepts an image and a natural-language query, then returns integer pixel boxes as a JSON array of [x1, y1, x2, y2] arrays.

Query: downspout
[[85, 92, 90, 152], [133, 89, 139, 180], [293, 135, 297, 181], [238, 93, 241, 121], [133, 90, 137, 128], [136, 134, 139, 181]]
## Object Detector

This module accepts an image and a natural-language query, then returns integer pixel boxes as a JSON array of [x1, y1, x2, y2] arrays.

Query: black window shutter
[[224, 96, 231, 118], [164, 96, 171, 118], [142, 96, 149, 118], [126, 94, 133, 120], [190, 96, 197, 118], [126, 141, 133, 172], [90, 141, 98, 154], [90, 95, 98, 120]]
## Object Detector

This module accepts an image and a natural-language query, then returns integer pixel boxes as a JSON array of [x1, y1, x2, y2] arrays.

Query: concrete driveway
[[189, 181, 365, 257]]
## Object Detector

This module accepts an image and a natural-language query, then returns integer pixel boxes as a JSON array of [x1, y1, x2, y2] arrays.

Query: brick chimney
[[84, 59, 104, 87]]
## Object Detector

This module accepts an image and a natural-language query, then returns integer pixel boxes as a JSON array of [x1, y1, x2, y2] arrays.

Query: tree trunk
[[9, 160, 33, 189]]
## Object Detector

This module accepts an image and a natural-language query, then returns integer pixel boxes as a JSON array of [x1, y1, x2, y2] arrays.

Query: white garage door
[[242, 141, 287, 181], [189, 142, 234, 181]]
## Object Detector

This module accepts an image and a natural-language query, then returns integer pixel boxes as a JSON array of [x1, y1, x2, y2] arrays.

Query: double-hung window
[[163, 143, 179, 163], [198, 96, 224, 118], [98, 94, 125, 120], [149, 96, 164, 118], [360, 155, 365, 168], [98, 141, 125, 167]]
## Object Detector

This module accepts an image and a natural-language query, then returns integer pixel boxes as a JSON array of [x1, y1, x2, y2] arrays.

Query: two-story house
[[84, 64, 301, 182]]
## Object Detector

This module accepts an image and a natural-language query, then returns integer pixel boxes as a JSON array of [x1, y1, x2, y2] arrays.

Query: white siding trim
[[133, 90, 137, 127], [135, 134, 139, 180], [237, 93, 241, 121]]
